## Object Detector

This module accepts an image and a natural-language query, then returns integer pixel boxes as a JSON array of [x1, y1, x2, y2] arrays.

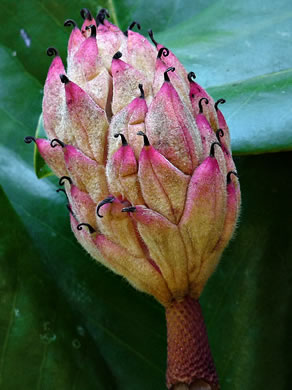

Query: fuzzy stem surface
[[166, 296, 219, 389]]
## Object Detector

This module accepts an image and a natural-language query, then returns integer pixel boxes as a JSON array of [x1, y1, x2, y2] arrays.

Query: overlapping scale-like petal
[[189, 76, 219, 131], [107, 93, 147, 159], [95, 197, 146, 258], [35, 138, 67, 177], [138, 141, 190, 223], [64, 144, 108, 203], [95, 233, 172, 305], [111, 54, 152, 114], [126, 205, 189, 299], [152, 50, 192, 112], [68, 26, 102, 85], [66, 22, 85, 67], [146, 78, 202, 174], [69, 184, 97, 230], [96, 20, 127, 70], [62, 77, 108, 163], [179, 150, 227, 288], [106, 137, 144, 205], [42, 51, 66, 141], [126, 29, 156, 82]]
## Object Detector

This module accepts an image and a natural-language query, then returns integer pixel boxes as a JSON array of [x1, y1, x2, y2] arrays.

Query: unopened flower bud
[[25, 9, 240, 390]]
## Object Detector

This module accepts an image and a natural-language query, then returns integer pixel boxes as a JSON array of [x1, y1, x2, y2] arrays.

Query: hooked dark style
[[124, 21, 141, 36], [80, 8, 93, 21], [216, 129, 224, 143], [77, 223, 96, 234], [137, 131, 150, 146], [210, 142, 222, 157], [96, 8, 110, 25], [158, 47, 169, 59], [227, 171, 239, 184], [148, 29, 158, 47], [188, 71, 196, 83], [198, 97, 209, 114], [59, 176, 72, 186], [164, 67, 175, 82], [50, 139, 65, 148], [56, 188, 68, 199], [96, 196, 115, 218], [139, 84, 145, 99], [215, 98, 226, 111], [64, 19, 77, 28], [114, 133, 128, 146], [47, 47, 59, 57], [24, 136, 36, 144]]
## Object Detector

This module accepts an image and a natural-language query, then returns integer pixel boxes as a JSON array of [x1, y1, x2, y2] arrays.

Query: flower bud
[[26, 9, 240, 389]]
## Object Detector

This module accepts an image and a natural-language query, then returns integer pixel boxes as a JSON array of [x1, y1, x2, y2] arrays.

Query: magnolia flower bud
[[25, 9, 240, 390]]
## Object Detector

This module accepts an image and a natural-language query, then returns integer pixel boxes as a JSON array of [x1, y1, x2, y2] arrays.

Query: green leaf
[[0, 1, 292, 389], [208, 69, 292, 154], [34, 114, 53, 178], [0, 187, 115, 390]]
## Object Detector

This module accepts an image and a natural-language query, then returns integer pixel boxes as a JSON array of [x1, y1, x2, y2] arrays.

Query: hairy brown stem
[[166, 296, 219, 389]]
